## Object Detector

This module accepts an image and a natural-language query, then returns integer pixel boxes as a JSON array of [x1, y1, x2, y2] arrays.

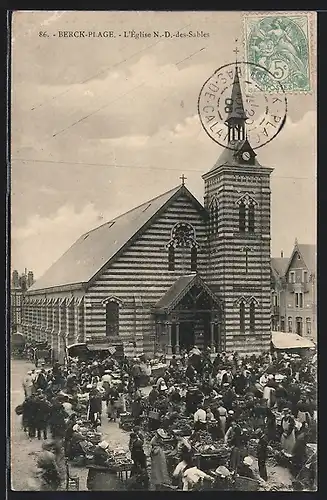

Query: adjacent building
[[271, 241, 317, 342], [11, 270, 34, 333], [22, 65, 274, 360]]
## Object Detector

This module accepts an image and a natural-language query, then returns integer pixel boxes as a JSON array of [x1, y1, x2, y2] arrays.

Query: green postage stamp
[[244, 12, 314, 93]]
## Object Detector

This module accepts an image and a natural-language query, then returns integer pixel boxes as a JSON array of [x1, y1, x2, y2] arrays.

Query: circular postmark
[[197, 61, 287, 150]]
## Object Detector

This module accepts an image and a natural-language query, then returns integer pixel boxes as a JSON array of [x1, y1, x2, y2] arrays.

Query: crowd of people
[[17, 346, 317, 491]]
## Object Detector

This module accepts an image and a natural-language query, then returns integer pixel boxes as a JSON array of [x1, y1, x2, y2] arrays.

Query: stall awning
[[87, 344, 111, 351], [271, 331, 315, 350]]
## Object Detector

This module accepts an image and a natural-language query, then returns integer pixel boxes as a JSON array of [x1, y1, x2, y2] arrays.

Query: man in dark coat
[[131, 395, 144, 426], [49, 400, 67, 439], [22, 396, 36, 436], [256, 428, 268, 481], [88, 388, 103, 428], [185, 363, 196, 383], [148, 385, 160, 406], [35, 369, 48, 391], [132, 363, 142, 390], [35, 393, 52, 440], [232, 371, 247, 395]]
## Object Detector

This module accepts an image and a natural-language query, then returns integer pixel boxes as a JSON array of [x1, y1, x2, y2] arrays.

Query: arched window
[[249, 301, 255, 333], [191, 246, 197, 272], [239, 202, 246, 233], [240, 302, 245, 333], [288, 316, 293, 333], [210, 198, 219, 234], [106, 300, 120, 337], [168, 245, 175, 271], [248, 203, 255, 233]]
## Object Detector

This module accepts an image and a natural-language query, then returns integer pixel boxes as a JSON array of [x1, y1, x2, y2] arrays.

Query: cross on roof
[[233, 39, 239, 63], [180, 174, 187, 185]]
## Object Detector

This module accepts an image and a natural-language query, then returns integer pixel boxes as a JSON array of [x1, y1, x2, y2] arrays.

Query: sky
[[11, 11, 317, 279]]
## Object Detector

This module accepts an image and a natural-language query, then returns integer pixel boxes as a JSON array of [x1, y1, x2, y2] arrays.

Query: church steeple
[[225, 62, 248, 143]]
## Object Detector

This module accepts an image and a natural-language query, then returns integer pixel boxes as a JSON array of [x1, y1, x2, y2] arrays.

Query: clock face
[[242, 151, 251, 161]]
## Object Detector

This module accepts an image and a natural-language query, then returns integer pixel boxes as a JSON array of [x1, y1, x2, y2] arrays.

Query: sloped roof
[[271, 331, 315, 350], [297, 244, 316, 273], [155, 274, 196, 312], [154, 273, 221, 314], [205, 140, 263, 175], [225, 69, 248, 123], [285, 243, 316, 276], [271, 257, 289, 277], [29, 185, 203, 293]]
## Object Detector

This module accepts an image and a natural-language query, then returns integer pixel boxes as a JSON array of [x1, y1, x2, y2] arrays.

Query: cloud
[[11, 203, 111, 277]]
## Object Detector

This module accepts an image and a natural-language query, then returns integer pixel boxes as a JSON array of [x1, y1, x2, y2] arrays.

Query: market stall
[[271, 332, 315, 356]]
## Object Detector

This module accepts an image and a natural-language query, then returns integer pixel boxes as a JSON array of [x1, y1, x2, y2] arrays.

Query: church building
[[22, 66, 273, 360]]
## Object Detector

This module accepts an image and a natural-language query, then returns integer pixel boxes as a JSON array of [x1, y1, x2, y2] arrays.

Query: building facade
[[271, 241, 317, 342], [22, 65, 274, 360], [11, 270, 34, 333]]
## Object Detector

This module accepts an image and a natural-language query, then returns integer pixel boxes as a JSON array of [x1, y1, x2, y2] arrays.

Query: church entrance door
[[179, 321, 195, 352]]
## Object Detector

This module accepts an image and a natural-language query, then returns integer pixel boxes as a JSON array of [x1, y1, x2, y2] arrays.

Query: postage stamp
[[243, 12, 314, 93]]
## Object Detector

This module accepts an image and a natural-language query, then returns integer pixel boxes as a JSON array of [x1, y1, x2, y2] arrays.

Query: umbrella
[[12, 333, 26, 346]]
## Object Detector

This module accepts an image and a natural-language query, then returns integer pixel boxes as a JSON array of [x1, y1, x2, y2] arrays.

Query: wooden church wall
[[85, 193, 207, 356]]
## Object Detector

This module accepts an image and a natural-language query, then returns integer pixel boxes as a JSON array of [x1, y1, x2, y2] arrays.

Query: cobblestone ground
[[10, 359, 150, 491]]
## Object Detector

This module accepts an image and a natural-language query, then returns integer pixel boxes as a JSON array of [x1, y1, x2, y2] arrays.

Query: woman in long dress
[[217, 400, 228, 437], [150, 429, 170, 490], [280, 410, 296, 457]]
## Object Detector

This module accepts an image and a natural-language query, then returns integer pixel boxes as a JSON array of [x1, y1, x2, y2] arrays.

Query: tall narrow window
[[240, 302, 245, 333], [288, 316, 293, 333], [296, 317, 303, 336], [191, 246, 197, 272], [306, 317, 311, 336], [239, 202, 246, 233], [210, 199, 219, 234], [249, 301, 255, 333], [248, 203, 255, 233], [303, 271, 308, 283], [106, 301, 119, 337], [210, 206, 215, 234], [281, 317, 285, 332], [299, 293, 304, 308], [168, 245, 175, 271]]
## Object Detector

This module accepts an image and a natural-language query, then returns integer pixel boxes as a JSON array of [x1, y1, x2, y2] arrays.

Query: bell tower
[[203, 63, 273, 355]]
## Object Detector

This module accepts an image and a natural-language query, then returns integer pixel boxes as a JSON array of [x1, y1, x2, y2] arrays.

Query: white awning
[[271, 331, 315, 350]]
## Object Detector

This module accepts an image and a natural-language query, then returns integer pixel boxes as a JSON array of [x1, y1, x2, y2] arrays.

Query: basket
[[148, 410, 160, 420], [234, 476, 260, 491]]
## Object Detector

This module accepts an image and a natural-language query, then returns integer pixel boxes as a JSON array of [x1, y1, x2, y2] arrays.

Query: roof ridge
[[82, 185, 181, 237]]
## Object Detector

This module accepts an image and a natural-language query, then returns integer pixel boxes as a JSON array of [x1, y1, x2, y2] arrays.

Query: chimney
[[27, 271, 34, 288], [12, 270, 19, 288], [280, 250, 284, 258]]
